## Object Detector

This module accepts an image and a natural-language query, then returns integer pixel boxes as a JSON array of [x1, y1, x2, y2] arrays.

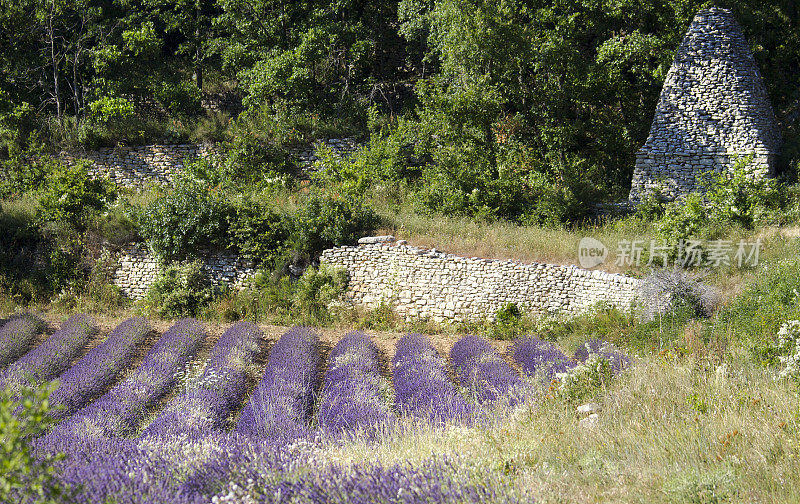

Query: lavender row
[[1, 314, 96, 390], [511, 336, 574, 381], [393, 333, 472, 423], [50, 318, 208, 438], [35, 434, 520, 504], [49, 317, 152, 420], [0, 313, 45, 369], [236, 326, 320, 443], [315, 331, 393, 437], [142, 321, 262, 438], [573, 338, 631, 373], [450, 335, 525, 404]]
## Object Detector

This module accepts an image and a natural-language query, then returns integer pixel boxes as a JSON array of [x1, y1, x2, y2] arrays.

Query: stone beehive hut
[[629, 7, 781, 201]]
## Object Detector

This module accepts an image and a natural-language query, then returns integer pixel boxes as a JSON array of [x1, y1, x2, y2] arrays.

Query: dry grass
[[375, 208, 645, 273], [4, 311, 798, 502], [375, 207, 800, 309], [320, 353, 800, 503]]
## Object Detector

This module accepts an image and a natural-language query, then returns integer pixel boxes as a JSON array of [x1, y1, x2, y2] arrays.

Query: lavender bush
[[142, 321, 262, 437], [1, 314, 96, 389], [49, 318, 208, 438], [236, 326, 320, 443], [315, 331, 393, 437], [286, 458, 520, 504], [450, 335, 524, 404], [49, 317, 152, 420], [35, 435, 202, 504], [393, 334, 472, 423], [511, 336, 574, 381], [35, 433, 522, 504], [573, 338, 631, 373], [0, 313, 45, 369]]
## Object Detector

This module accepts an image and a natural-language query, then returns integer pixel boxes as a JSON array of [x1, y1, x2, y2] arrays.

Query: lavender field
[[6, 313, 796, 503]]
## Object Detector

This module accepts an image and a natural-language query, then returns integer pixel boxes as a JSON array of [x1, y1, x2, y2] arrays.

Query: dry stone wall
[[111, 244, 256, 300], [63, 144, 220, 188], [63, 138, 362, 188], [320, 237, 642, 323], [291, 137, 361, 172], [630, 7, 781, 201]]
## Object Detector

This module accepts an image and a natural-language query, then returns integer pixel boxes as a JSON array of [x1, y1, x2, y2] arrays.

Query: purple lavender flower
[[49, 318, 208, 438], [141, 321, 262, 437], [0, 313, 45, 369], [511, 336, 574, 381], [2, 314, 96, 390], [393, 333, 473, 423], [450, 335, 525, 404], [37, 433, 523, 504], [35, 435, 206, 504], [236, 326, 320, 443], [49, 317, 152, 420], [573, 338, 631, 373], [315, 331, 393, 438], [287, 457, 523, 504]]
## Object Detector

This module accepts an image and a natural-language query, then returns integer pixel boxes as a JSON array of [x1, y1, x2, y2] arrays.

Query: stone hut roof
[[640, 7, 781, 157]]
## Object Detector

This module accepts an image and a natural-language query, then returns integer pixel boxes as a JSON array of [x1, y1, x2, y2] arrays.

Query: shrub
[[773, 320, 800, 382], [153, 81, 202, 118], [0, 381, 73, 503], [486, 302, 527, 340], [656, 158, 783, 249], [36, 160, 116, 232], [702, 156, 782, 229], [639, 268, 717, 320], [555, 353, 614, 403], [657, 192, 708, 250], [228, 199, 291, 266], [291, 188, 378, 258], [136, 178, 232, 261], [88, 96, 136, 125], [141, 261, 215, 318], [717, 253, 800, 351], [0, 138, 59, 198], [223, 133, 295, 185], [292, 265, 348, 324]]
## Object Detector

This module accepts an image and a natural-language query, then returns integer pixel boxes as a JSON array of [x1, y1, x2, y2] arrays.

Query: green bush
[[136, 178, 232, 261], [154, 81, 202, 118], [656, 158, 783, 251], [141, 261, 215, 318], [0, 138, 58, 198], [291, 188, 378, 257], [88, 96, 136, 125], [36, 161, 116, 231], [292, 264, 348, 324], [702, 156, 782, 228], [228, 199, 290, 266], [219, 105, 300, 186], [556, 354, 614, 403], [0, 381, 73, 503], [719, 251, 800, 353], [657, 192, 708, 251]]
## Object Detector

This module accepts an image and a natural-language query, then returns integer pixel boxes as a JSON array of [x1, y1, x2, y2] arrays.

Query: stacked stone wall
[[111, 244, 255, 300], [63, 144, 220, 188], [630, 7, 781, 201], [320, 239, 642, 323], [63, 138, 362, 188]]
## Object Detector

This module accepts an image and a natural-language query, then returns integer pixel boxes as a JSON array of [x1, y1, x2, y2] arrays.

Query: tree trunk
[[48, 3, 62, 122]]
